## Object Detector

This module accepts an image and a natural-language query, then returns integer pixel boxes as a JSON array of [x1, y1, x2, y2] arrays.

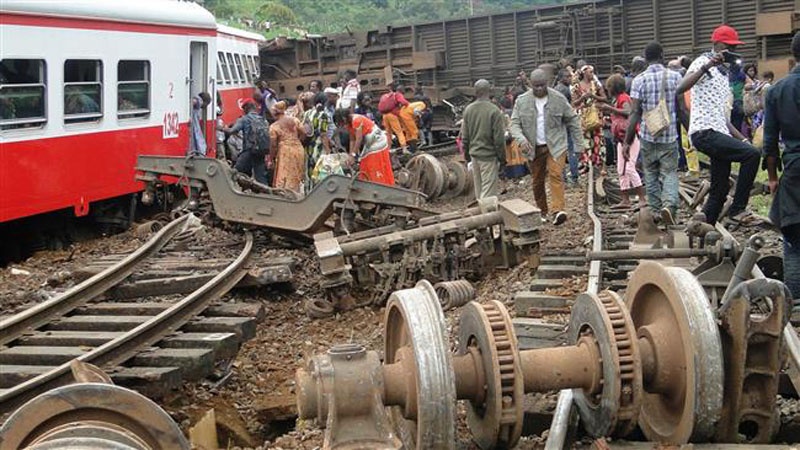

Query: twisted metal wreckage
[[134, 155, 542, 313]]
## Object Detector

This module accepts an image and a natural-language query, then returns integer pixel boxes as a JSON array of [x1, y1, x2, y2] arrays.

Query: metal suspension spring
[[434, 279, 475, 310]]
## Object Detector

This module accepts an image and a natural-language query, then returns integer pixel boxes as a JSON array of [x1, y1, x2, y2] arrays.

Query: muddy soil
[[3, 170, 794, 449]]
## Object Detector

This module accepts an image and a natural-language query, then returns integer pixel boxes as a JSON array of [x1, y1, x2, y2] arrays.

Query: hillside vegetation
[[205, 0, 566, 36]]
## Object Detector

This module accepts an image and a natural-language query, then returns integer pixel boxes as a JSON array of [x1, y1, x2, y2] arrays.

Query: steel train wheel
[[383, 280, 457, 449], [407, 154, 446, 199], [624, 261, 724, 443], [457, 300, 524, 449], [569, 291, 642, 438], [0, 383, 189, 450]]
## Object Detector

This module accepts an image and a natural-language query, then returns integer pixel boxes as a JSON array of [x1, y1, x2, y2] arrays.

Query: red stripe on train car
[[0, 122, 215, 223], [0, 12, 216, 36]]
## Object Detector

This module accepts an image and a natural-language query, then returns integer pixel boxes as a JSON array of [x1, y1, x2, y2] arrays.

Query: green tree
[[257, 1, 297, 25]]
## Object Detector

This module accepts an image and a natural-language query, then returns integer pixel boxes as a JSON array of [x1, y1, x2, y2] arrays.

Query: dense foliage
[[205, 0, 566, 36]]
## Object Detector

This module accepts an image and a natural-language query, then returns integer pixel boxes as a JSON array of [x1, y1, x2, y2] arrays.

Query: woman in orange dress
[[269, 101, 307, 193], [332, 108, 394, 185]]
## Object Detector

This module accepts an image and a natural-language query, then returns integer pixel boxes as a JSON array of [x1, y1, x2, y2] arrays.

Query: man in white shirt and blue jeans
[[677, 25, 760, 226]]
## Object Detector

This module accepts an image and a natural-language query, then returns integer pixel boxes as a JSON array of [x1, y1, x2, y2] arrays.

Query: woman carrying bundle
[[332, 108, 395, 185]]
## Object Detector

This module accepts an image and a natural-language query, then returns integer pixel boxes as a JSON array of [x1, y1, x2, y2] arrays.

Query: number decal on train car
[[163, 112, 179, 139]]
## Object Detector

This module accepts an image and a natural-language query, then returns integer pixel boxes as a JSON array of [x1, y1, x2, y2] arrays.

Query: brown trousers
[[528, 145, 566, 216]]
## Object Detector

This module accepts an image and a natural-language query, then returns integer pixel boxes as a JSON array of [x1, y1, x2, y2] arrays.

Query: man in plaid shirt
[[623, 41, 683, 225]]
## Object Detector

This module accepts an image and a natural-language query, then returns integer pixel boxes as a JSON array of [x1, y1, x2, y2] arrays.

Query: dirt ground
[[2, 171, 795, 449], [159, 177, 593, 450]]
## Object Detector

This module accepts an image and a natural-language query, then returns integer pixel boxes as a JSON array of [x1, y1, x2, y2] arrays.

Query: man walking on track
[[460, 79, 507, 200], [624, 41, 683, 225], [511, 69, 584, 225]]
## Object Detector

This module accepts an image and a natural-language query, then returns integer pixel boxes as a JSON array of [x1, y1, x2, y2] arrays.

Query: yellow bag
[[752, 125, 764, 149], [581, 106, 602, 132]]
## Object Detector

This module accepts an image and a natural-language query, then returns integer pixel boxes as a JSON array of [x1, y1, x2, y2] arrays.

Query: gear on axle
[[458, 300, 524, 449]]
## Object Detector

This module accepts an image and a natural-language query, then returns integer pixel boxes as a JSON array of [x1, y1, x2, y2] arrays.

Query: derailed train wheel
[[569, 290, 643, 438], [384, 280, 457, 449], [457, 300, 525, 449], [624, 261, 724, 443], [0, 383, 189, 450]]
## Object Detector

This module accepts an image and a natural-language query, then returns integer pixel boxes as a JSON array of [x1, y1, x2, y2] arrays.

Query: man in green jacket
[[510, 69, 585, 225], [461, 79, 507, 199]]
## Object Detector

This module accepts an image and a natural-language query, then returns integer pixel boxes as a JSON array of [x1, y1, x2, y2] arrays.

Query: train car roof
[[0, 0, 217, 30], [217, 23, 266, 42]]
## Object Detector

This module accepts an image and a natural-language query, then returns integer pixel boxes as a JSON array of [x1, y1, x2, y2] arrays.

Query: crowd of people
[[198, 74, 434, 196], [462, 26, 799, 301], [192, 26, 799, 300], [462, 25, 791, 229]]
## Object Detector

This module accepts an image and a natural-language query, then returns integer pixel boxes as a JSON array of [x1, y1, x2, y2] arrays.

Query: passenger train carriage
[[0, 0, 263, 255], [215, 24, 264, 126]]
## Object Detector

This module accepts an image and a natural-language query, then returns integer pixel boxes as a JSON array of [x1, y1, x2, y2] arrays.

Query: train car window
[[117, 60, 150, 119], [252, 56, 260, 79], [226, 53, 239, 84], [64, 59, 102, 124], [234, 54, 246, 84], [242, 54, 252, 84], [0, 59, 47, 131], [218, 52, 230, 85]]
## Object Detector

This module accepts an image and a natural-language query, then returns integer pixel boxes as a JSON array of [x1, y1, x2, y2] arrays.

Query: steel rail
[[677, 186, 800, 396], [0, 231, 254, 415], [0, 214, 191, 347], [546, 167, 603, 449]]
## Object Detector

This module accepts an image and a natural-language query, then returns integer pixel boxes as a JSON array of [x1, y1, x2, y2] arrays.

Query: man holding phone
[[677, 25, 761, 226]]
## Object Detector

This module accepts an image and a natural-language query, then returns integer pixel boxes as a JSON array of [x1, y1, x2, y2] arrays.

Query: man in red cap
[[677, 25, 761, 226]]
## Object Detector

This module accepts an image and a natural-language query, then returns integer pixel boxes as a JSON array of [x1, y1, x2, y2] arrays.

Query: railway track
[[0, 214, 258, 416], [530, 169, 800, 448]]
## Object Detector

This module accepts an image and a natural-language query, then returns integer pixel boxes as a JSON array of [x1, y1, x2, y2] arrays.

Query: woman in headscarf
[[332, 108, 394, 185], [571, 64, 607, 174], [269, 101, 307, 194]]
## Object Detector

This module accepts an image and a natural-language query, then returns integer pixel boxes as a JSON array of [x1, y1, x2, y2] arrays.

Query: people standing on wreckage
[[333, 108, 395, 186], [677, 25, 761, 227], [624, 41, 682, 225], [379, 83, 411, 154], [269, 101, 307, 194], [460, 79, 507, 200], [763, 31, 800, 302], [511, 69, 585, 226], [222, 99, 270, 186]]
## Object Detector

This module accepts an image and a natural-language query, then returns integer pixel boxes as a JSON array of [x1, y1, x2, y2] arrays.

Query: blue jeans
[[235, 150, 269, 185], [640, 140, 679, 215], [784, 224, 800, 304], [563, 134, 579, 182]]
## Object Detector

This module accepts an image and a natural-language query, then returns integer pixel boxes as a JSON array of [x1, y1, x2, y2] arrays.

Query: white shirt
[[534, 95, 547, 145], [687, 53, 732, 138]]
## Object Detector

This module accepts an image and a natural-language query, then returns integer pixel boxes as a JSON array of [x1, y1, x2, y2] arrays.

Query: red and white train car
[[215, 24, 264, 125], [0, 0, 218, 232]]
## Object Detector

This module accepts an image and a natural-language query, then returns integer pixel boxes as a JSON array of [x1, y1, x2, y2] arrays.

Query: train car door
[[189, 41, 209, 150]]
